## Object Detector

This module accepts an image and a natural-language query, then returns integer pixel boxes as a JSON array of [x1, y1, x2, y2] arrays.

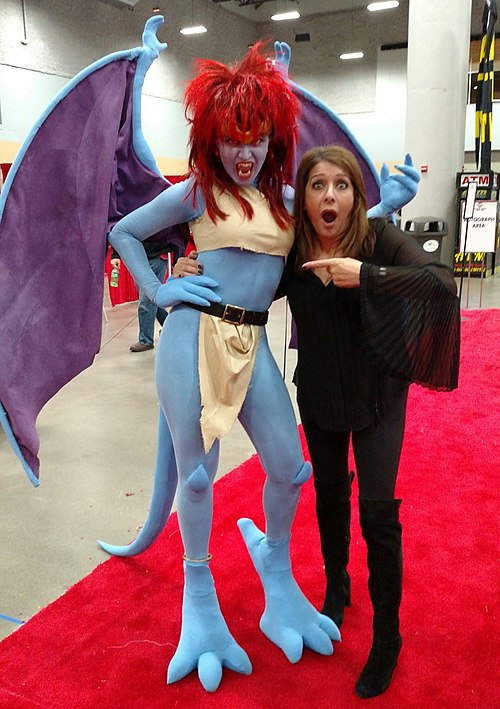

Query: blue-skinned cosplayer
[[102, 33, 419, 692], [0, 18, 419, 693], [104, 40, 341, 692]]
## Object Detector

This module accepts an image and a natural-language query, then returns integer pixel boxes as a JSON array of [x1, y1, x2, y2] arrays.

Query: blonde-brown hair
[[293, 145, 373, 269]]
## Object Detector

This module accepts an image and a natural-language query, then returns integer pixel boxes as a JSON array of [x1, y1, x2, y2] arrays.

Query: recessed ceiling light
[[367, 1, 399, 11], [180, 25, 208, 35], [340, 52, 364, 60], [271, 11, 301, 21]]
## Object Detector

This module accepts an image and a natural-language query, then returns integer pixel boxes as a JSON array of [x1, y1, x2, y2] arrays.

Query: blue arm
[[109, 179, 221, 308]]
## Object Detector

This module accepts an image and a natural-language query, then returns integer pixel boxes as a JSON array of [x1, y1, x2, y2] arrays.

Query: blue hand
[[142, 15, 168, 57], [368, 154, 420, 217], [273, 41, 291, 78], [238, 518, 340, 663], [154, 275, 221, 309], [167, 564, 252, 692]]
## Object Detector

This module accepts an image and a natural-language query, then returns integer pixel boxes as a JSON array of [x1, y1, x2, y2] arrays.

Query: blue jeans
[[137, 256, 168, 345]]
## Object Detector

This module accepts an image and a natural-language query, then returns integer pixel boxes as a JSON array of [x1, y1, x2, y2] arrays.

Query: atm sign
[[457, 173, 496, 188]]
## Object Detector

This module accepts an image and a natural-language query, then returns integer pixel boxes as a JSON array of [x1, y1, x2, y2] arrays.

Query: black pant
[[300, 379, 409, 500]]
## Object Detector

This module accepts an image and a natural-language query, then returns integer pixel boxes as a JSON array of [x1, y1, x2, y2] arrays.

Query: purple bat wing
[[0, 24, 172, 484], [292, 82, 381, 208]]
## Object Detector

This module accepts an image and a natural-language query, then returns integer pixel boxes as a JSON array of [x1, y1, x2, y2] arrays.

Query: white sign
[[464, 182, 477, 219], [459, 200, 498, 253]]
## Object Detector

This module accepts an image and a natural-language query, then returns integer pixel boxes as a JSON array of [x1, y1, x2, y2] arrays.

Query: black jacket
[[280, 219, 459, 431]]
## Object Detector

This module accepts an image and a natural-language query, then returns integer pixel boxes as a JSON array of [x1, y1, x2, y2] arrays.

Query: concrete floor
[[1, 271, 499, 641]]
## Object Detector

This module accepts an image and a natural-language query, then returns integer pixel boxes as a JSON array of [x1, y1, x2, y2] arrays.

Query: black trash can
[[404, 217, 447, 261]]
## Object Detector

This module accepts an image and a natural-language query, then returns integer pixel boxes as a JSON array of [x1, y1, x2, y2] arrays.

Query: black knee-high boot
[[314, 471, 354, 628], [356, 498, 403, 699]]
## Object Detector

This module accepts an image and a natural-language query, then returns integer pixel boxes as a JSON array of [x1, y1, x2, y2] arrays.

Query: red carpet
[[0, 309, 498, 708]]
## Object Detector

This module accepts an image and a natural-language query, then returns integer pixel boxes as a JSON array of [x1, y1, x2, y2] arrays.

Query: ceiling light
[[180, 25, 207, 35], [271, 11, 301, 21], [367, 1, 399, 11], [340, 52, 364, 60]]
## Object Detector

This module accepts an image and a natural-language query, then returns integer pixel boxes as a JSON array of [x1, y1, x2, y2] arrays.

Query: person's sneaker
[[130, 342, 154, 352]]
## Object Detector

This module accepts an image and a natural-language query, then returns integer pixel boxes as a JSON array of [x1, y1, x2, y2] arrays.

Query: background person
[[111, 227, 185, 352]]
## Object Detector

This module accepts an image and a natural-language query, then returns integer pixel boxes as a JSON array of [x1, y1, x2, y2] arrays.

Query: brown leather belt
[[188, 302, 268, 326]]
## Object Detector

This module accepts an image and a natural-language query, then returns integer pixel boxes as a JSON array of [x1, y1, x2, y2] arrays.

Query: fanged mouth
[[321, 210, 337, 224], [236, 162, 253, 179]]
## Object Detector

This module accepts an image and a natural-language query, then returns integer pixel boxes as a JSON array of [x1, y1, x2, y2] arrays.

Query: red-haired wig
[[184, 42, 299, 229]]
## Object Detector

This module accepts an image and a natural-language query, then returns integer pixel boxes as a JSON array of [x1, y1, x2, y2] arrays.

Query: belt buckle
[[222, 304, 245, 325]]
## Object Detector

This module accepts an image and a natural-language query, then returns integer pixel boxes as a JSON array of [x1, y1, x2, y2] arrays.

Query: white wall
[[338, 47, 408, 165], [0, 0, 493, 170], [0, 65, 68, 142], [0, 0, 258, 165]]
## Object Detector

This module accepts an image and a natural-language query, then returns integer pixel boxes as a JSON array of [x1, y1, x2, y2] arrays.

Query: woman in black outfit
[[174, 145, 460, 699], [281, 145, 459, 699]]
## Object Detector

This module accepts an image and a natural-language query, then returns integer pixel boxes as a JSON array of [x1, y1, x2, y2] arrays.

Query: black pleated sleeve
[[360, 220, 460, 391]]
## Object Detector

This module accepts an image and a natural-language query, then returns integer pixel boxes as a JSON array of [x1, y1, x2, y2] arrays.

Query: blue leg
[[237, 339, 341, 660], [157, 313, 251, 690]]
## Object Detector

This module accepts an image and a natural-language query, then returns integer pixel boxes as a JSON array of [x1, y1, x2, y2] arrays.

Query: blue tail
[[98, 408, 177, 556]]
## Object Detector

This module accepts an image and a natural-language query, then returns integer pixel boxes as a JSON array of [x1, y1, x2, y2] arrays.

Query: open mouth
[[321, 210, 337, 224], [236, 162, 253, 179]]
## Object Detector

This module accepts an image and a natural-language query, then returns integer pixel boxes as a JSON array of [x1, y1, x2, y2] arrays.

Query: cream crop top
[[190, 186, 294, 256]]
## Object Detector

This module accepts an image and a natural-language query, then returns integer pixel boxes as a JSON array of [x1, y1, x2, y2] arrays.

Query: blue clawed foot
[[237, 518, 341, 663], [167, 564, 252, 692]]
